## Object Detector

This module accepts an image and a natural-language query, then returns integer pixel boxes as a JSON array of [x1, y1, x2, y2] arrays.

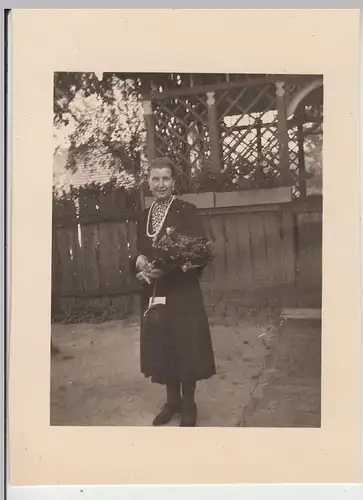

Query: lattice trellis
[[215, 84, 281, 189], [150, 78, 322, 195], [215, 83, 305, 191], [153, 94, 212, 193]]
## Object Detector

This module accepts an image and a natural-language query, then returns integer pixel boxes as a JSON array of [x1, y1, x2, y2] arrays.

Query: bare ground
[[243, 318, 321, 427], [50, 314, 277, 427]]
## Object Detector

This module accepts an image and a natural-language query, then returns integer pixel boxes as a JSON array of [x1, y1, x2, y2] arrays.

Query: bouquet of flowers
[[153, 226, 213, 271], [137, 226, 213, 283]]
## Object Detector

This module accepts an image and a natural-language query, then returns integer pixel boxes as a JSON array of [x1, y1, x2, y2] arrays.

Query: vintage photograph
[[51, 72, 323, 427]]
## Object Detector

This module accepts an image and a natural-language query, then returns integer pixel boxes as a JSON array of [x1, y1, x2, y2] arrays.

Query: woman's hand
[[144, 268, 164, 280], [135, 256, 163, 283], [136, 254, 150, 272]]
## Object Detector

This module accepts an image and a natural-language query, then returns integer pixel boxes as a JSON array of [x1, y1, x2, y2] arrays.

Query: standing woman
[[131, 157, 216, 427]]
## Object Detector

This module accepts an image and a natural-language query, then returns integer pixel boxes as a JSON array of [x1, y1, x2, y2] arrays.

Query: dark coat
[[131, 198, 216, 385]]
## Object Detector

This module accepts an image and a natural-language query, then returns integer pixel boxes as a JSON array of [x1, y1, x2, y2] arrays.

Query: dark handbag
[[143, 282, 168, 323], [142, 282, 171, 378]]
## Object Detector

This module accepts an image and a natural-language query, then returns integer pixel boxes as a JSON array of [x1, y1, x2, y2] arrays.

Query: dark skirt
[[139, 270, 216, 384], [141, 303, 173, 382]]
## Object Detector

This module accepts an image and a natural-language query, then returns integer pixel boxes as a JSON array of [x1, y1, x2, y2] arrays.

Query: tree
[[54, 72, 104, 126], [53, 73, 147, 193]]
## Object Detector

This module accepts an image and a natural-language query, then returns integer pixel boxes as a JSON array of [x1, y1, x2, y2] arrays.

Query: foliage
[[54, 72, 103, 125], [53, 177, 138, 202], [177, 154, 284, 194], [304, 133, 322, 194], [54, 73, 147, 192]]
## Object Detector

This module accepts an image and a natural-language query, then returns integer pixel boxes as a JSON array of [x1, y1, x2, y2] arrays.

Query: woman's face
[[148, 166, 175, 201]]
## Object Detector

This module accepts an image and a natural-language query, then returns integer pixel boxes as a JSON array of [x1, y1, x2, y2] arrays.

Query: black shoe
[[152, 402, 181, 426], [180, 402, 197, 427]]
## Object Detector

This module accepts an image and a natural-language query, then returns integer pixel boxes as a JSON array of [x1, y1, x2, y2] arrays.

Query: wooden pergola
[[138, 73, 323, 199]]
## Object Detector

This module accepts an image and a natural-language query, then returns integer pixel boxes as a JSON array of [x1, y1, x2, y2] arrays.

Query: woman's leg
[[180, 380, 197, 427], [152, 379, 181, 426], [166, 379, 182, 406]]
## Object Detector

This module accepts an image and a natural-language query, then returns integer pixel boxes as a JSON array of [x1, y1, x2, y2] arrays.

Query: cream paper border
[[9, 9, 361, 485]]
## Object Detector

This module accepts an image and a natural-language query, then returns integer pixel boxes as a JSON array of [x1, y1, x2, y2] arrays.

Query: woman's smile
[[157, 189, 168, 195], [148, 166, 175, 200]]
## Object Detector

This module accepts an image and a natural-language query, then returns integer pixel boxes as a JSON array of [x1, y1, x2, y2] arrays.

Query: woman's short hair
[[148, 157, 177, 179]]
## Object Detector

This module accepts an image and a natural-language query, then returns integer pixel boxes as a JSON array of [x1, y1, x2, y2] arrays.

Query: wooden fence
[[198, 196, 322, 317], [51, 191, 322, 322], [51, 189, 142, 321]]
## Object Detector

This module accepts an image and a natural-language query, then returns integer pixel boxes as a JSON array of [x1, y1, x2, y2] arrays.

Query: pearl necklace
[[146, 195, 175, 240]]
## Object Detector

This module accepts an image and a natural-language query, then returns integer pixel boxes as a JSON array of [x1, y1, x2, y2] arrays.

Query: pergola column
[[143, 99, 156, 161], [275, 81, 291, 185], [206, 91, 222, 175]]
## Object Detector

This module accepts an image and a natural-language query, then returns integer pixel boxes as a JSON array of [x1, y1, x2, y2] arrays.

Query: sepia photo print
[[51, 72, 323, 428]]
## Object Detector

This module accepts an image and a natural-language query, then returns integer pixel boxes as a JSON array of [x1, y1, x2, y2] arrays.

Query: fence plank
[[263, 211, 283, 285], [235, 214, 254, 287], [248, 212, 269, 284], [223, 213, 240, 281], [200, 214, 215, 283], [126, 219, 143, 291], [128, 219, 138, 261], [280, 207, 297, 307], [68, 225, 84, 293], [54, 227, 74, 294], [98, 222, 122, 292], [80, 223, 100, 291], [296, 212, 322, 307], [117, 222, 132, 286], [200, 213, 212, 240], [209, 214, 227, 282], [51, 229, 61, 295]]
